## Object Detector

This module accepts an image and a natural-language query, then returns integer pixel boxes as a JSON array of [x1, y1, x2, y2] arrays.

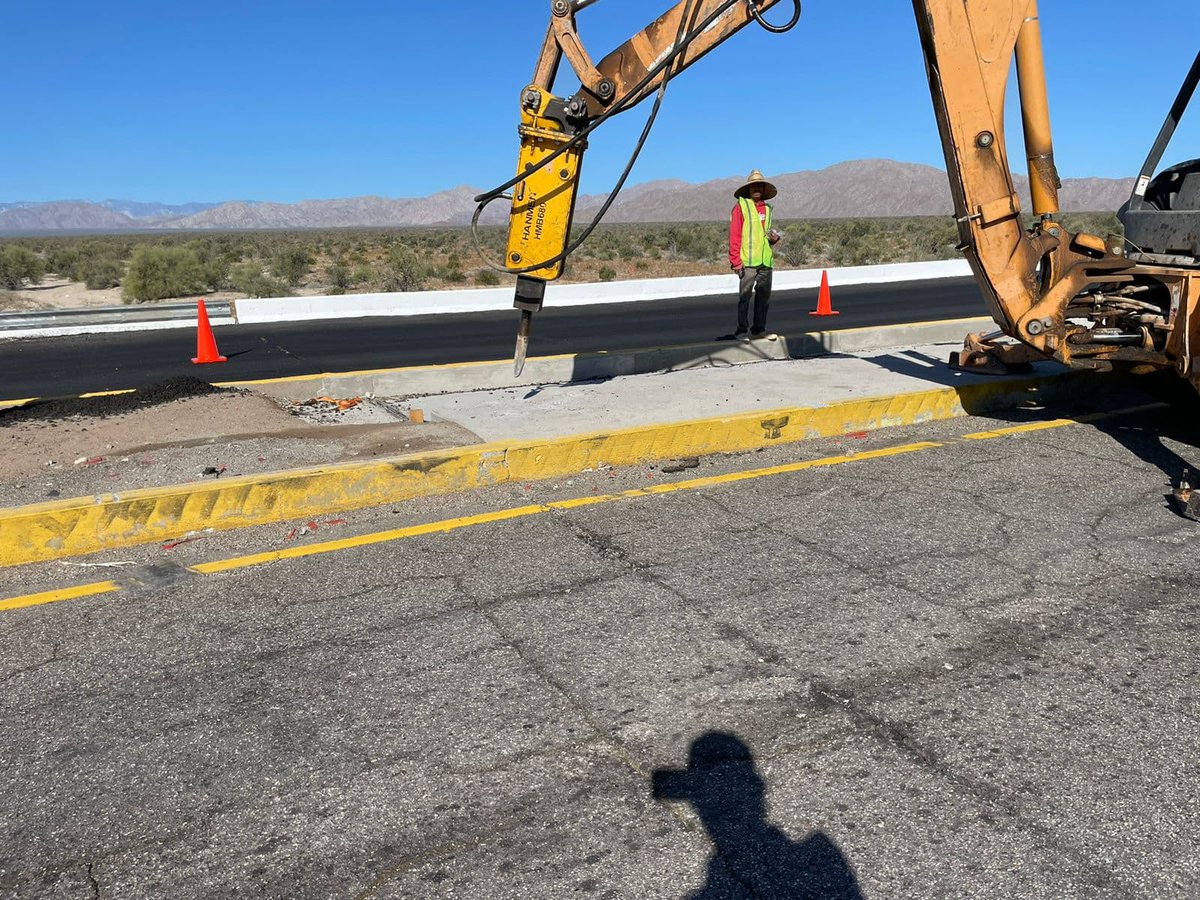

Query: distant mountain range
[[0, 199, 223, 227], [0, 159, 1136, 233]]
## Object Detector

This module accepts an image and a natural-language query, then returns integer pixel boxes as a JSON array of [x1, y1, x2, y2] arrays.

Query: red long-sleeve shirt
[[729, 200, 770, 268]]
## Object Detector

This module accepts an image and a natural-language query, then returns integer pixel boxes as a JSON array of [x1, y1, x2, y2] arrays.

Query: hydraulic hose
[[749, 0, 802, 34]]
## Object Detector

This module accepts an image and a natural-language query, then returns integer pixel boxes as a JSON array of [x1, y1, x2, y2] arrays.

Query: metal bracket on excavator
[[948, 331, 1046, 376]]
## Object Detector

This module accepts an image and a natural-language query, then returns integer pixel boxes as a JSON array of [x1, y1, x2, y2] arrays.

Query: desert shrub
[[438, 251, 467, 284], [184, 239, 231, 290], [474, 268, 501, 286], [230, 263, 290, 298], [327, 262, 352, 294], [79, 255, 125, 289], [74, 241, 131, 287], [46, 246, 81, 279], [271, 245, 312, 286], [122, 246, 208, 302], [598, 265, 617, 282], [0, 245, 45, 289], [380, 244, 427, 292]]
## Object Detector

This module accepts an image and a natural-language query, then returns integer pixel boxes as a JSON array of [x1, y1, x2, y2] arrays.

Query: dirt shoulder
[[0, 377, 481, 508], [3, 278, 332, 312]]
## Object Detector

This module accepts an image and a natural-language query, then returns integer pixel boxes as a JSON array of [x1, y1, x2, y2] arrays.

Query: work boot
[[750, 330, 777, 341]]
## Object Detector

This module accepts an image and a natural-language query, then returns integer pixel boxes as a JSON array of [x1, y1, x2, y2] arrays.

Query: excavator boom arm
[[491, 0, 1200, 390]]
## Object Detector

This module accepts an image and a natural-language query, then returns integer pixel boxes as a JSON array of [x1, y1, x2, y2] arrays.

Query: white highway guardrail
[[0, 300, 231, 330], [232, 259, 972, 324]]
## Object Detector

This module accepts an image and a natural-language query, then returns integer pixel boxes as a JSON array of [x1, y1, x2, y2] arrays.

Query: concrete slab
[[412, 342, 1049, 442]]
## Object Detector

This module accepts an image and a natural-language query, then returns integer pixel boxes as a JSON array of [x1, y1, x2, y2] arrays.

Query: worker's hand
[[767, 228, 781, 245], [733, 265, 744, 277]]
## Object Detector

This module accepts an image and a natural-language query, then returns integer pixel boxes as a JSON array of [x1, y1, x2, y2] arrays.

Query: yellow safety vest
[[739, 197, 774, 268]]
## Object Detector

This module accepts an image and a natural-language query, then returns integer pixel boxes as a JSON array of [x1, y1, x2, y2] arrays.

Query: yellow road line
[[962, 402, 1166, 440], [192, 441, 942, 575], [0, 580, 120, 612], [0, 388, 136, 411], [191, 505, 554, 573]]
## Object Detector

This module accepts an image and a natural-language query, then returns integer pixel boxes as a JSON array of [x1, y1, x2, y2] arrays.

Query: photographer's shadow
[[653, 732, 864, 900]]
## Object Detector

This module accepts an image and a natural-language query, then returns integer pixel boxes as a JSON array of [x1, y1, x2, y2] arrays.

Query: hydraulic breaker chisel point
[[513, 309, 533, 377], [512, 276, 545, 378]]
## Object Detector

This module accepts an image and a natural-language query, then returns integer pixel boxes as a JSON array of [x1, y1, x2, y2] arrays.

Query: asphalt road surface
[[3, 394, 1199, 898], [1, 276, 985, 398]]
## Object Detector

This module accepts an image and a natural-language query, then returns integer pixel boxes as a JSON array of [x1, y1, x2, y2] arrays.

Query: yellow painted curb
[[0, 373, 1087, 567]]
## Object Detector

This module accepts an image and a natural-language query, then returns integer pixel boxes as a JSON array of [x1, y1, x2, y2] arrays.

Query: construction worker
[[725, 169, 781, 341]]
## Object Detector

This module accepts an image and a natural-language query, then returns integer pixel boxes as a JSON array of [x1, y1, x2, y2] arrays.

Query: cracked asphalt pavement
[[2, 396, 1199, 898]]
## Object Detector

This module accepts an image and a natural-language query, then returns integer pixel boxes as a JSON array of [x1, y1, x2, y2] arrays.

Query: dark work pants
[[737, 266, 773, 333]]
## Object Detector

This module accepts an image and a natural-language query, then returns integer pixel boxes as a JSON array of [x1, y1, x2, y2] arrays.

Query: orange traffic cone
[[810, 270, 840, 316], [191, 299, 227, 364]]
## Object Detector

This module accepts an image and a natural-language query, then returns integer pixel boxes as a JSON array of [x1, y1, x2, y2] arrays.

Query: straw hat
[[734, 169, 777, 200]]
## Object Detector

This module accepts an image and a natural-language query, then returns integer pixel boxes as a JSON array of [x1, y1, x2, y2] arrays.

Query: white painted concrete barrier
[[232, 259, 972, 325]]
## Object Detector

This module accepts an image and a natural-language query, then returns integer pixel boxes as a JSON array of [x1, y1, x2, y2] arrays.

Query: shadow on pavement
[[1085, 374, 1200, 517], [858, 348, 998, 388], [653, 732, 864, 900], [874, 356, 1200, 520], [562, 339, 787, 388]]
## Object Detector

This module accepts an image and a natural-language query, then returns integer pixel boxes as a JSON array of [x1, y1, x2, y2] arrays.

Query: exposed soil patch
[[0, 380, 481, 507]]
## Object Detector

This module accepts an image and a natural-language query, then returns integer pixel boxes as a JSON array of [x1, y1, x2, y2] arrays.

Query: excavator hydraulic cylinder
[[1014, 0, 1061, 217]]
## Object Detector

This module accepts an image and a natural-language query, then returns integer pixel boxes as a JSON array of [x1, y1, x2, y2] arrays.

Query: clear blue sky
[[5, 0, 1198, 203]]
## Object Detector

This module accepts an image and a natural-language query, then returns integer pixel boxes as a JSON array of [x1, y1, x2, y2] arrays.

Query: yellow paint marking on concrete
[[0, 373, 1093, 568], [192, 442, 942, 575], [215, 356, 577, 389], [0, 580, 120, 612]]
